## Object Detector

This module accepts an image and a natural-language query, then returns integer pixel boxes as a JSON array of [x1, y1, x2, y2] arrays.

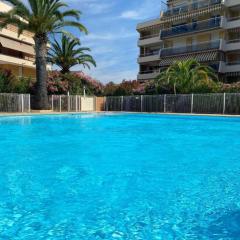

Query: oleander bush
[[103, 80, 142, 96], [46, 71, 104, 96]]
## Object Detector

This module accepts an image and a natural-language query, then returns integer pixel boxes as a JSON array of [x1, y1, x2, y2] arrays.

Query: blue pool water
[[0, 113, 240, 239]]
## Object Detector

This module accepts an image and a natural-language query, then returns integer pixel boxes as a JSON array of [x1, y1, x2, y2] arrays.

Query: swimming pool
[[0, 113, 240, 239]]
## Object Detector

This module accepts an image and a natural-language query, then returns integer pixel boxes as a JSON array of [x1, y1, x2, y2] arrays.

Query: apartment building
[[0, 1, 36, 78], [137, 0, 240, 83]]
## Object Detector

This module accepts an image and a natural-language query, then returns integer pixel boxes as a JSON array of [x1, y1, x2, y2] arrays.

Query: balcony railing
[[140, 33, 159, 40], [162, 0, 222, 18], [226, 60, 240, 65], [140, 49, 160, 57], [160, 40, 220, 57], [139, 69, 160, 74], [161, 17, 221, 39], [228, 16, 240, 22], [226, 38, 240, 44]]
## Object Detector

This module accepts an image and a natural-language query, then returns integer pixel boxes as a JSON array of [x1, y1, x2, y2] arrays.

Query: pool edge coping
[[0, 111, 240, 118]]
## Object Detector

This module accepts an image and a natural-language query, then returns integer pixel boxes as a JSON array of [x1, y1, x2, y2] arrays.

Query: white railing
[[162, 0, 223, 17], [160, 40, 220, 57], [50, 95, 96, 112], [0, 93, 30, 113]]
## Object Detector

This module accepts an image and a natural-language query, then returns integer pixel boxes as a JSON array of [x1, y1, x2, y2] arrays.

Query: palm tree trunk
[[174, 83, 177, 95], [34, 34, 49, 110]]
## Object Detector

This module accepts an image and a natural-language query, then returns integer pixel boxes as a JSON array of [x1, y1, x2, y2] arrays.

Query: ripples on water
[[0, 113, 240, 239]]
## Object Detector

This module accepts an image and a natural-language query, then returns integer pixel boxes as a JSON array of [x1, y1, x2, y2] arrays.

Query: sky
[[63, 0, 165, 84]]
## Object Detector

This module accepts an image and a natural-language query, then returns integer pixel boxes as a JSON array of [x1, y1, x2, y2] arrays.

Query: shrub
[[47, 71, 104, 96], [221, 82, 240, 93]]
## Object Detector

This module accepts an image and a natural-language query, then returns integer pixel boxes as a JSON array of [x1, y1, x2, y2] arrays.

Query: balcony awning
[[159, 51, 218, 66], [162, 4, 223, 23], [0, 36, 35, 55]]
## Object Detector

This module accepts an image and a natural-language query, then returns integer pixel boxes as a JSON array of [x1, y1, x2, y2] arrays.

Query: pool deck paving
[[0, 111, 240, 118]]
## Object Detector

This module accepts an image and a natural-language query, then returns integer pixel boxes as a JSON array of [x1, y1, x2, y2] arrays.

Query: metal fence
[[105, 93, 240, 115], [49, 95, 96, 112], [0, 93, 30, 113]]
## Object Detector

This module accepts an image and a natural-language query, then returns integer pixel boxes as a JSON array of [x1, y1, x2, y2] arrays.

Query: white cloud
[[70, 0, 114, 15], [85, 31, 136, 41], [120, 10, 142, 20], [119, 0, 163, 21]]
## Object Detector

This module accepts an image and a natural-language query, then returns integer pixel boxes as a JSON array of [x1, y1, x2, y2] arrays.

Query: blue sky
[[65, 0, 165, 84]]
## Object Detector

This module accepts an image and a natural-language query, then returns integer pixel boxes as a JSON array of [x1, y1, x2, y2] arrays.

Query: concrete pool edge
[[0, 111, 240, 118]]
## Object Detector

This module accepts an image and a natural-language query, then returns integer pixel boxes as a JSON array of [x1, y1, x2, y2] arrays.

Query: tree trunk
[[34, 34, 49, 110], [174, 83, 177, 95]]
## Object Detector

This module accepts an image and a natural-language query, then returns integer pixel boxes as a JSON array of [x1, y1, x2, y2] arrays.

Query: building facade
[[137, 0, 240, 83], [0, 1, 36, 79]]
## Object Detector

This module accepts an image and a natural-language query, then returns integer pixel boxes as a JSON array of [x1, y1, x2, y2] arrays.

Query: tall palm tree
[[155, 60, 218, 94], [0, 0, 87, 109], [48, 35, 96, 74]]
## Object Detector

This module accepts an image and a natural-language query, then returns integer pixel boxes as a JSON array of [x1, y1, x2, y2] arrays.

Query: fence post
[[51, 95, 54, 111], [223, 92, 226, 114], [94, 96, 97, 112], [191, 93, 194, 114], [75, 95, 78, 112], [21, 94, 24, 113], [28, 94, 31, 113], [68, 93, 70, 112], [79, 96, 81, 112], [141, 95, 143, 112], [105, 97, 108, 111], [164, 94, 166, 113], [59, 95, 62, 112], [121, 96, 124, 111]]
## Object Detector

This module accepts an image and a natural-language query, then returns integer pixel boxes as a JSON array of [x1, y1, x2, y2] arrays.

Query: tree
[[0, 0, 87, 109], [48, 35, 96, 74], [155, 60, 218, 94]]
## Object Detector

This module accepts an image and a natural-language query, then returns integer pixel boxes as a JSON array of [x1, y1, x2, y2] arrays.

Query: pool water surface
[[0, 113, 240, 239]]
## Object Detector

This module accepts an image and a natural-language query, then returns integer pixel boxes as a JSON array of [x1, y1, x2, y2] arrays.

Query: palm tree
[[48, 35, 96, 74], [155, 60, 218, 94], [0, 0, 87, 109]]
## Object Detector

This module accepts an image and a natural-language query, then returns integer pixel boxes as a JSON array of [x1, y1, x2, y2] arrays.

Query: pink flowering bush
[[46, 71, 104, 95], [103, 80, 143, 96], [47, 71, 69, 94]]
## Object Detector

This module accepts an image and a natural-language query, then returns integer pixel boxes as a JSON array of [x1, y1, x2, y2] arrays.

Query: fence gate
[[50, 95, 95, 112]]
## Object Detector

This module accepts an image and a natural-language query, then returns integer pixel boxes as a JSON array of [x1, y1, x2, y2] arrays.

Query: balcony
[[138, 50, 160, 63], [0, 53, 35, 68], [138, 34, 161, 46], [161, 17, 222, 39], [162, 0, 222, 18], [219, 61, 240, 73], [137, 18, 161, 30], [160, 40, 220, 57], [225, 16, 240, 29], [225, 0, 240, 7], [224, 39, 240, 51], [137, 70, 160, 81]]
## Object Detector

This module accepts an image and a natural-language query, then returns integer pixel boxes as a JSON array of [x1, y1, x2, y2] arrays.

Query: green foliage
[[103, 80, 141, 96], [155, 60, 219, 94], [48, 35, 96, 74], [0, 70, 34, 93], [0, 0, 88, 108], [0, 0, 87, 38]]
